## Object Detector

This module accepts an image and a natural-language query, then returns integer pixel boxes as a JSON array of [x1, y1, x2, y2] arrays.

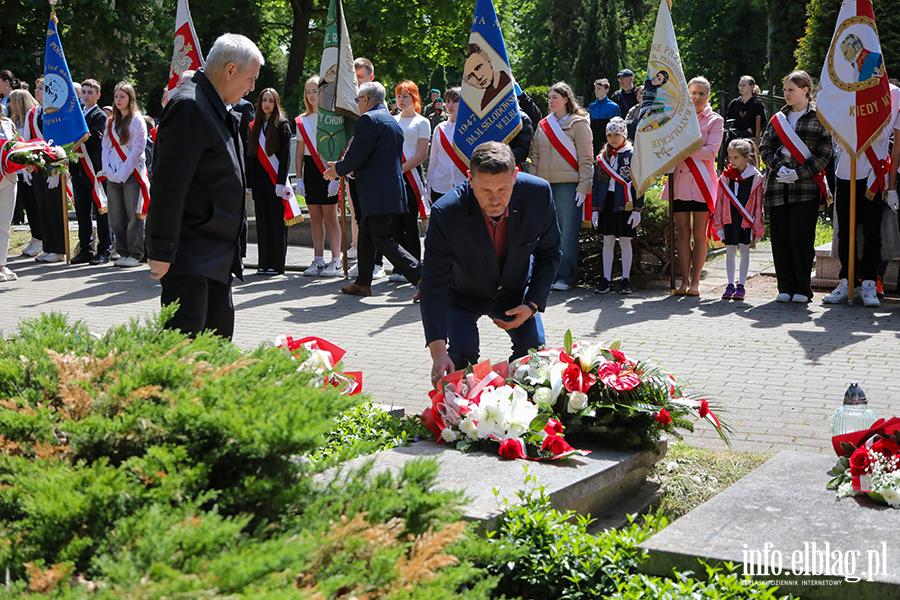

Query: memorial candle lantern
[[831, 382, 877, 437]]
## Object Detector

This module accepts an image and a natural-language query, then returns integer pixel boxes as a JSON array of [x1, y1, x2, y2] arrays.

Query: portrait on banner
[[461, 33, 513, 117]]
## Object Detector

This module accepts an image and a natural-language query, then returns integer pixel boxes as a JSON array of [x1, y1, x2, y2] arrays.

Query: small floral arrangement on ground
[[0, 136, 72, 176], [275, 335, 362, 395], [828, 418, 900, 506], [422, 359, 590, 461], [509, 331, 730, 453]]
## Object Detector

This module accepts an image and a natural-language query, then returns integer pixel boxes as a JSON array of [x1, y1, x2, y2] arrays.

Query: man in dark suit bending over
[[324, 81, 422, 298], [420, 142, 561, 389], [146, 33, 263, 339]]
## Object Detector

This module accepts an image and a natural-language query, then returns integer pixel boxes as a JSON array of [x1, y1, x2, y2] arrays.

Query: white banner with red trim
[[257, 127, 303, 226], [539, 116, 591, 221], [168, 0, 205, 92]]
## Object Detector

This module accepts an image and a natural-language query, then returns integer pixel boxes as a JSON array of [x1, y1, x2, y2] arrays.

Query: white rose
[[533, 387, 555, 409], [459, 416, 478, 440], [441, 428, 459, 443], [881, 488, 900, 508], [566, 391, 589, 414]]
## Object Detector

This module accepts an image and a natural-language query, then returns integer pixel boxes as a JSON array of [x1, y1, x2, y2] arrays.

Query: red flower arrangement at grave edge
[[274, 335, 362, 396], [421, 359, 590, 461], [828, 418, 900, 507], [509, 330, 731, 453]]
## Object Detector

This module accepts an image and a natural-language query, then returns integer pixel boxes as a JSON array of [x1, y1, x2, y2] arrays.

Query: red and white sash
[[79, 151, 108, 214], [295, 114, 327, 175], [863, 146, 889, 199], [26, 107, 42, 141], [598, 148, 635, 209], [256, 126, 303, 226], [402, 152, 429, 218], [437, 124, 468, 177], [108, 121, 151, 218], [682, 156, 719, 240], [718, 173, 761, 225], [770, 112, 831, 201], [540, 116, 591, 221]]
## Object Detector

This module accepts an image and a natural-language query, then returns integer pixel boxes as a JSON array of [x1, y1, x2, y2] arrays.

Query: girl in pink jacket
[[713, 138, 766, 300]]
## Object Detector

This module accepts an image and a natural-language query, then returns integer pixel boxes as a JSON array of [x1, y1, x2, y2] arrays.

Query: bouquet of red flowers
[[828, 418, 900, 506]]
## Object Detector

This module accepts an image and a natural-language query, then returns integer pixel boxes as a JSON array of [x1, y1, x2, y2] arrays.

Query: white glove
[[575, 192, 587, 207], [626, 212, 641, 228], [295, 179, 306, 197], [716, 230, 725, 241], [776, 166, 798, 184], [591, 211, 599, 229], [275, 184, 285, 198], [22, 171, 33, 185], [888, 190, 899, 212], [327, 179, 340, 198], [95, 169, 108, 180], [47, 173, 60, 189]]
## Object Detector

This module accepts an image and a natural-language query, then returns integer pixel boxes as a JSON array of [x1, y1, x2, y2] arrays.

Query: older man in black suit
[[324, 81, 422, 297], [420, 142, 561, 388], [146, 33, 263, 339]]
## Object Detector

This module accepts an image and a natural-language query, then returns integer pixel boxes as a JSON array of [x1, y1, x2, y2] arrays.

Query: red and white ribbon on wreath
[[540, 116, 592, 221], [26, 106, 42, 140], [257, 126, 303, 225], [770, 112, 831, 201], [598, 153, 635, 208], [402, 151, 429, 218], [275, 335, 362, 395], [108, 121, 151, 219]]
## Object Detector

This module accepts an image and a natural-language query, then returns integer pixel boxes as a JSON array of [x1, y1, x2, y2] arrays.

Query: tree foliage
[[766, 0, 807, 90]]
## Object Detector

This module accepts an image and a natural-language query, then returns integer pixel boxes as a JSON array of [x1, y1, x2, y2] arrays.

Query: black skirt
[[302, 155, 335, 205], [722, 198, 751, 245], [599, 191, 637, 238]]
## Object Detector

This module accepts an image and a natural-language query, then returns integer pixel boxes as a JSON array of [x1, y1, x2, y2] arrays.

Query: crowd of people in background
[[2, 57, 900, 312]]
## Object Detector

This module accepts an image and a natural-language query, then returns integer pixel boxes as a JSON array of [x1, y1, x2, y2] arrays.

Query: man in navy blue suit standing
[[324, 81, 421, 297], [419, 142, 561, 389]]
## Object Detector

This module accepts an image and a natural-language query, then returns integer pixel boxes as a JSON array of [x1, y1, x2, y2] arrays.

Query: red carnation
[[542, 434, 574, 456], [597, 361, 640, 391], [563, 363, 597, 393], [610, 349, 627, 363], [849, 447, 873, 476], [499, 438, 527, 460], [544, 419, 564, 436], [699, 399, 710, 419], [654, 408, 672, 426]]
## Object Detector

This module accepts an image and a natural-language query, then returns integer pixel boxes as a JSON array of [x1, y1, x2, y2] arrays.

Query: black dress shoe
[[70, 252, 93, 265], [89, 253, 110, 265]]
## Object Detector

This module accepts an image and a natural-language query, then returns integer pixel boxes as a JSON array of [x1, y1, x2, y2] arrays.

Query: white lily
[[506, 386, 539, 439]]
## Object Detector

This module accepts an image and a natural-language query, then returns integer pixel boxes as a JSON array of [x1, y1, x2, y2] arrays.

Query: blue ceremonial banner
[[454, 0, 521, 164], [42, 16, 89, 149]]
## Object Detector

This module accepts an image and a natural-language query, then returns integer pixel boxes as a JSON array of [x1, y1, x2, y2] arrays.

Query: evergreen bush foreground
[[0, 312, 789, 599]]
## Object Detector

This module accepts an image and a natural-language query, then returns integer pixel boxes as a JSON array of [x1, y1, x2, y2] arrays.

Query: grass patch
[[649, 441, 773, 521]]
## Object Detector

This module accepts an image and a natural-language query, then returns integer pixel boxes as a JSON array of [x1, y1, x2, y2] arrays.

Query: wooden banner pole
[[848, 160, 857, 304]]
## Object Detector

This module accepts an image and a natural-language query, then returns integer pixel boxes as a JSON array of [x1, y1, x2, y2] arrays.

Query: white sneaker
[[822, 279, 849, 304], [389, 273, 408, 283], [372, 266, 386, 279], [303, 260, 326, 277], [349, 263, 359, 277], [346, 247, 358, 259], [37, 252, 64, 263], [115, 256, 141, 268], [860, 280, 880, 308], [792, 294, 809, 303], [320, 259, 343, 277], [0, 266, 15, 281], [110, 251, 122, 261], [551, 280, 571, 291], [775, 293, 792, 302], [21, 239, 41, 257]]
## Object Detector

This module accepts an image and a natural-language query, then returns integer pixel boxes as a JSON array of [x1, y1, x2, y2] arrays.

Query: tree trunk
[[285, 0, 317, 112]]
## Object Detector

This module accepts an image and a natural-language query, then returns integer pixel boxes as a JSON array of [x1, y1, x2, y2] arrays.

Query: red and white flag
[[816, 0, 891, 191], [168, 0, 205, 92]]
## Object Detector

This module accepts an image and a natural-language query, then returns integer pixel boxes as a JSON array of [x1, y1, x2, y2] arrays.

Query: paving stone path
[[3, 231, 897, 455]]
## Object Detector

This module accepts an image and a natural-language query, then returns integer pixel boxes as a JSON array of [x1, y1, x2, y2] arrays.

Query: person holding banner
[[247, 88, 293, 276], [664, 76, 723, 296], [759, 70, 833, 304], [393, 81, 431, 272], [295, 76, 342, 278], [427, 87, 467, 205], [100, 82, 148, 268], [529, 82, 593, 291]]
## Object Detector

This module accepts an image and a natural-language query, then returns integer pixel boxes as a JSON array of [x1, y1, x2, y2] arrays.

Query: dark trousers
[[17, 177, 41, 240], [160, 274, 235, 340], [253, 192, 287, 273], [30, 173, 66, 254], [769, 199, 819, 299], [72, 171, 111, 256], [835, 178, 882, 282], [356, 213, 421, 287], [395, 176, 421, 261], [447, 304, 545, 370], [348, 178, 382, 267]]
